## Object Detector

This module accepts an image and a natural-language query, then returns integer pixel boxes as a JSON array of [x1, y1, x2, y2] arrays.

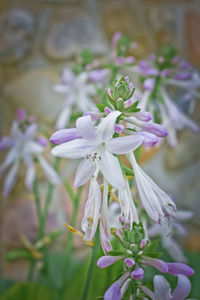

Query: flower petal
[[153, 275, 172, 300], [74, 158, 95, 188], [3, 161, 20, 196], [55, 106, 72, 129], [51, 139, 93, 159], [106, 135, 144, 154], [76, 115, 97, 142], [167, 263, 194, 277], [97, 111, 121, 142], [37, 156, 60, 185], [100, 151, 125, 190], [50, 128, 81, 144], [97, 255, 123, 268], [171, 275, 191, 300], [104, 282, 121, 300], [0, 148, 18, 179]]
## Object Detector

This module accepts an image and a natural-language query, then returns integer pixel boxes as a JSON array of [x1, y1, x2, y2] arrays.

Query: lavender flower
[[141, 274, 191, 300], [0, 112, 60, 196], [54, 68, 97, 129]]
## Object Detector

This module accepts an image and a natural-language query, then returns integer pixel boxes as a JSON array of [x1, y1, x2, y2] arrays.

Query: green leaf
[[144, 252, 163, 258], [96, 103, 106, 112], [146, 239, 159, 252], [107, 250, 125, 256], [0, 283, 57, 300]]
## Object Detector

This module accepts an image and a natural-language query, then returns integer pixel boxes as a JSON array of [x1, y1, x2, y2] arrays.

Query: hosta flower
[[141, 274, 191, 300], [54, 68, 96, 129], [51, 111, 144, 190], [128, 152, 176, 223], [148, 209, 193, 262], [0, 112, 60, 196]]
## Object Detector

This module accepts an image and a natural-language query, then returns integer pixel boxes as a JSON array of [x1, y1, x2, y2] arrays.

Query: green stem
[[80, 229, 100, 300], [27, 261, 36, 281], [59, 183, 82, 293], [41, 157, 60, 237]]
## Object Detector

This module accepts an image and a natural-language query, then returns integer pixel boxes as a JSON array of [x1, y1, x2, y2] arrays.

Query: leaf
[[144, 252, 163, 259], [107, 250, 125, 256], [0, 283, 57, 300], [96, 103, 106, 112], [146, 240, 159, 252]]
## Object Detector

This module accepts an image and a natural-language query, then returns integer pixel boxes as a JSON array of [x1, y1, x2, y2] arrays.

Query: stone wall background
[[0, 0, 200, 267]]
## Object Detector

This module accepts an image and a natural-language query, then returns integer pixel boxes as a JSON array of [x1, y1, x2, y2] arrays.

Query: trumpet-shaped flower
[[128, 152, 176, 223], [0, 115, 60, 196], [141, 274, 191, 300], [51, 111, 144, 190], [54, 68, 97, 129]]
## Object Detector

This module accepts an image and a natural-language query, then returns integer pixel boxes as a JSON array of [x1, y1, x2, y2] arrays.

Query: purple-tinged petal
[[76, 115, 97, 142], [25, 164, 35, 189], [106, 135, 144, 155], [114, 124, 124, 134], [17, 108, 26, 121], [163, 237, 187, 263], [175, 72, 192, 80], [140, 239, 147, 249], [100, 151, 125, 190], [74, 158, 95, 188], [104, 107, 112, 115], [0, 148, 18, 179], [171, 275, 191, 300], [134, 111, 152, 122], [158, 56, 164, 63], [38, 156, 60, 185], [161, 69, 170, 77], [104, 282, 121, 300], [97, 111, 121, 142], [142, 258, 168, 273], [142, 123, 168, 137], [88, 69, 108, 82], [153, 275, 172, 300], [37, 136, 48, 147], [143, 78, 155, 91], [51, 139, 92, 159], [24, 123, 37, 140], [167, 263, 194, 277], [50, 128, 81, 144], [124, 99, 133, 109], [83, 111, 102, 121], [135, 131, 158, 147], [140, 285, 154, 299], [125, 56, 135, 64], [97, 255, 123, 268], [124, 258, 135, 268], [131, 267, 144, 280], [3, 161, 20, 196], [0, 136, 13, 150], [111, 32, 121, 48], [116, 57, 124, 65]]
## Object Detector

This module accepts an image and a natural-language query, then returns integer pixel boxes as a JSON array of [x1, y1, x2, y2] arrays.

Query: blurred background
[[0, 0, 200, 298]]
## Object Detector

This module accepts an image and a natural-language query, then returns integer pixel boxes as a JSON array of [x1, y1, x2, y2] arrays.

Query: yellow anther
[[84, 240, 94, 247], [110, 193, 120, 204], [19, 234, 42, 260], [64, 223, 84, 239]]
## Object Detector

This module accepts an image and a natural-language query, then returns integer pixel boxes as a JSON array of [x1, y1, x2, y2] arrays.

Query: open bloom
[[0, 118, 60, 196], [54, 68, 96, 129], [141, 274, 191, 300], [128, 152, 176, 223], [51, 111, 144, 190]]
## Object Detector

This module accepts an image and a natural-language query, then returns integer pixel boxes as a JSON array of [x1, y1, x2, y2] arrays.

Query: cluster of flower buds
[[0, 109, 60, 196], [97, 222, 194, 300]]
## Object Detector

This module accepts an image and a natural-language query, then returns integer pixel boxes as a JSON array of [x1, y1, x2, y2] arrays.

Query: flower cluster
[[50, 77, 176, 252], [0, 109, 60, 196], [131, 46, 200, 147], [97, 222, 194, 300]]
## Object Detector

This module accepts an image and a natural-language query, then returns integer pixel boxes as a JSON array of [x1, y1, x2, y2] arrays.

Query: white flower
[[54, 68, 97, 129], [128, 152, 176, 223], [0, 121, 60, 196], [51, 111, 144, 190]]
